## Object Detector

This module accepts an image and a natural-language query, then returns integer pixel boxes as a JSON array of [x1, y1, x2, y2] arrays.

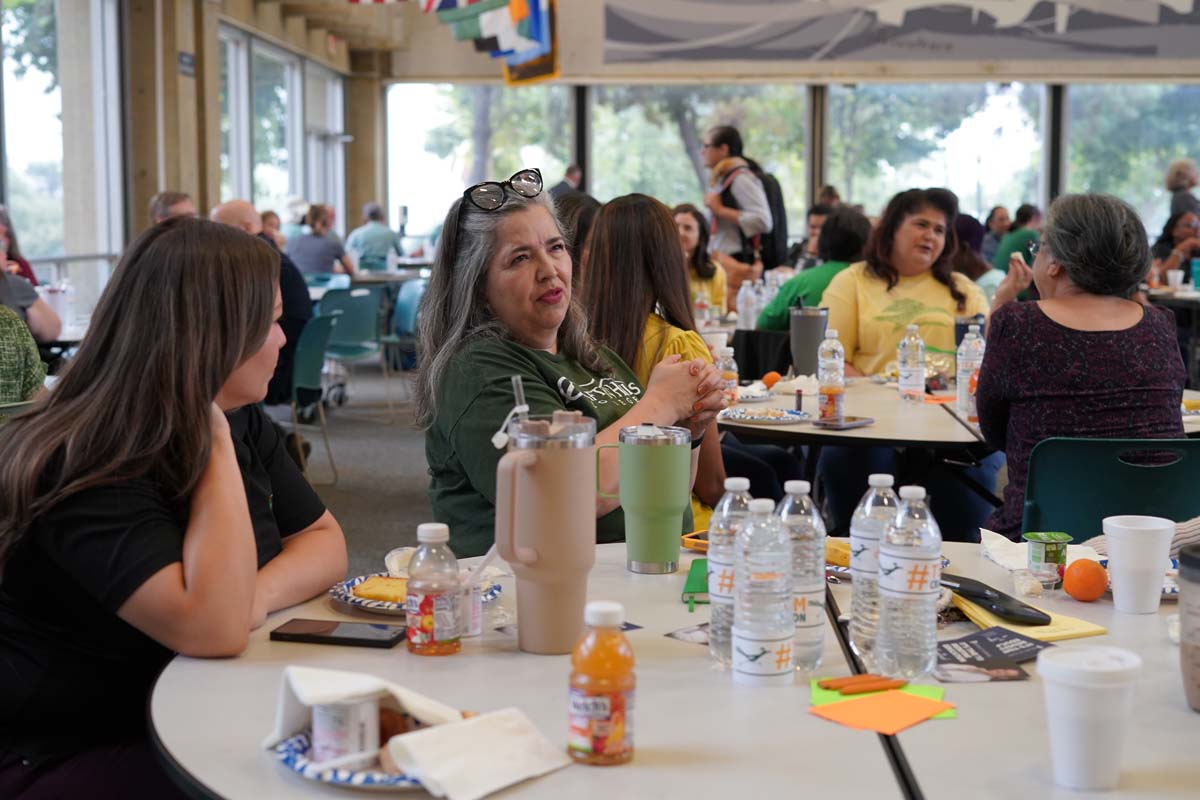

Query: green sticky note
[[809, 678, 957, 719]]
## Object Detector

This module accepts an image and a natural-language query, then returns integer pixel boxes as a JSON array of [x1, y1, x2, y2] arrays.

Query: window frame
[[248, 37, 304, 212], [218, 24, 252, 201]]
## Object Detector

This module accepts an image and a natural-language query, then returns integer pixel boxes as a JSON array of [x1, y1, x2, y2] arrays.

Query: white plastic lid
[[906, 323, 919, 331], [868, 474, 895, 488], [899, 486, 926, 501], [724, 477, 750, 492], [720, 347, 735, 357], [1037, 646, 1142, 688], [749, 498, 775, 513], [584, 601, 624, 628], [968, 324, 981, 332], [417, 523, 450, 543], [785, 480, 811, 496], [825, 329, 839, 339]]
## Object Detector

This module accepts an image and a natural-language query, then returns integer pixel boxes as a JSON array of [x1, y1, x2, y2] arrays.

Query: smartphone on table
[[812, 416, 875, 431], [270, 618, 407, 649]]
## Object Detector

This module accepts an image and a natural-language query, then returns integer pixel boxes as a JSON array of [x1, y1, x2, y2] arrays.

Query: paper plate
[[272, 730, 422, 791], [719, 407, 810, 425], [330, 573, 502, 617], [1098, 558, 1178, 601]]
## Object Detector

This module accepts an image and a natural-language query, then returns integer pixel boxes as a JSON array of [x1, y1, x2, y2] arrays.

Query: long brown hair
[[583, 194, 695, 371], [0, 218, 279, 565], [672, 203, 715, 279], [863, 188, 967, 312]]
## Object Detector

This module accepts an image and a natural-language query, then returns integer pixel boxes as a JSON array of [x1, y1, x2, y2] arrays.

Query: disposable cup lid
[[1037, 645, 1141, 688]]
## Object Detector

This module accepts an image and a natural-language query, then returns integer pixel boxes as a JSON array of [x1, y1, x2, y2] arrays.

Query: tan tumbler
[[494, 414, 597, 655]]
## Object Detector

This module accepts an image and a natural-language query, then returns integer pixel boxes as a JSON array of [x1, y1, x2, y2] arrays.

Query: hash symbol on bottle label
[[877, 550, 942, 598], [708, 556, 734, 603]]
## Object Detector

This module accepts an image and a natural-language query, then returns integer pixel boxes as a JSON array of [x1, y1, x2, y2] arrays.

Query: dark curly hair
[[862, 188, 967, 312]]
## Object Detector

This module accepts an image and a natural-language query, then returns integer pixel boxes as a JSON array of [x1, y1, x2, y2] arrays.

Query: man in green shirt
[[345, 202, 403, 272], [758, 207, 871, 331]]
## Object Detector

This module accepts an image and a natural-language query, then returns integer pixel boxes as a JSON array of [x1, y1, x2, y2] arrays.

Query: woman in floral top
[[0, 305, 44, 404]]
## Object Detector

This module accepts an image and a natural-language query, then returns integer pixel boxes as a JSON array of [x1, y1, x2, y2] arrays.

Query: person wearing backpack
[[701, 126, 776, 294]]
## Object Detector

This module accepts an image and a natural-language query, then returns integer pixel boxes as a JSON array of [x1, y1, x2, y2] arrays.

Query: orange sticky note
[[923, 394, 955, 404], [809, 689, 955, 735]]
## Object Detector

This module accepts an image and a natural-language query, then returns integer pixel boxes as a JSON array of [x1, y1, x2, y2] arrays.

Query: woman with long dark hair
[[673, 202, 727, 314], [0, 218, 347, 795], [1148, 209, 1200, 286]]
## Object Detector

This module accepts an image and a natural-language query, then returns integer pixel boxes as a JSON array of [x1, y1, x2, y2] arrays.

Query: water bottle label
[[849, 531, 880, 575], [731, 628, 794, 680], [405, 591, 461, 645], [793, 586, 826, 629], [567, 688, 633, 758], [707, 556, 735, 604], [877, 550, 942, 598], [899, 366, 923, 396]]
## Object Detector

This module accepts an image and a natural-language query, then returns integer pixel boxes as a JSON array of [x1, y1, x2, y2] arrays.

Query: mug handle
[[595, 443, 620, 500], [494, 450, 539, 565]]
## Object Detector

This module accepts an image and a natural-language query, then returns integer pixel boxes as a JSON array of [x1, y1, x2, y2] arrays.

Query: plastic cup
[[1037, 646, 1141, 790], [1167, 269, 1185, 289], [1023, 531, 1072, 590], [700, 330, 729, 356], [1102, 515, 1174, 614]]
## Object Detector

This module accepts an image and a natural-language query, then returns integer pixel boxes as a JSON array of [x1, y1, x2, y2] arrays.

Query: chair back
[[393, 278, 428, 336], [319, 287, 382, 347], [292, 314, 338, 396], [1022, 437, 1200, 542]]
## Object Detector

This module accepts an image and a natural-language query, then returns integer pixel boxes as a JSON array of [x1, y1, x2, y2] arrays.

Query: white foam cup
[[1102, 515, 1175, 614], [1167, 269, 1185, 289], [700, 330, 729, 355], [1037, 646, 1141, 791]]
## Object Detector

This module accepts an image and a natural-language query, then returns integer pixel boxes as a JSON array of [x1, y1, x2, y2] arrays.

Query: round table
[[150, 545, 900, 798]]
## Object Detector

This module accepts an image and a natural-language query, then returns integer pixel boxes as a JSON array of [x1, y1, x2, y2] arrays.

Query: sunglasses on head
[[463, 168, 543, 211]]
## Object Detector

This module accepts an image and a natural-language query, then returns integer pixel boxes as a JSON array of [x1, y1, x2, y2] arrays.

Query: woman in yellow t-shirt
[[822, 188, 989, 377], [818, 188, 1002, 543], [673, 203, 728, 314]]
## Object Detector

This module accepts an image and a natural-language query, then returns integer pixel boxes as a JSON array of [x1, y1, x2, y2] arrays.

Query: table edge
[[148, 662, 223, 800]]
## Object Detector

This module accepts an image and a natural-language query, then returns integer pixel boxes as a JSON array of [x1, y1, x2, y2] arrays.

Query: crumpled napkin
[[385, 707, 570, 800], [979, 529, 1100, 572], [772, 374, 819, 396]]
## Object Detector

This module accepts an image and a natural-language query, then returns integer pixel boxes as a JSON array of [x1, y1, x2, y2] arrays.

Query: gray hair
[[1041, 194, 1149, 298], [1166, 159, 1199, 192], [363, 202, 385, 222], [414, 189, 607, 429]]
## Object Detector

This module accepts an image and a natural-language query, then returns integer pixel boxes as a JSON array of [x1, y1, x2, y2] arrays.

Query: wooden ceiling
[[277, 0, 408, 51]]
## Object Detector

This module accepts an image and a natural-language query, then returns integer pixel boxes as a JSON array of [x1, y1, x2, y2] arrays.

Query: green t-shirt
[[757, 260, 850, 331], [427, 336, 685, 557], [992, 228, 1038, 272]]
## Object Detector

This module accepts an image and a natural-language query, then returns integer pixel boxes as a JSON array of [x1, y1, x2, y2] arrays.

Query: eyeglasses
[[463, 168, 543, 211]]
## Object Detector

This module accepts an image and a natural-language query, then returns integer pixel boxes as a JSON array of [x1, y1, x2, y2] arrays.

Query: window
[[385, 83, 572, 238], [218, 28, 250, 201], [1, 0, 123, 313], [589, 85, 808, 236], [826, 83, 1044, 221], [250, 42, 302, 216], [1065, 84, 1200, 237], [305, 64, 346, 236]]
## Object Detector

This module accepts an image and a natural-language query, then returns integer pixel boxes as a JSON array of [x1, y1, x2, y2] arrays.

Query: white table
[[829, 541, 1199, 799], [151, 545, 901, 798]]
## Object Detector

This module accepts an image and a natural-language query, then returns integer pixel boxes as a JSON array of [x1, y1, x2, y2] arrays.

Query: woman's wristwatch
[[690, 429, 705, 449]]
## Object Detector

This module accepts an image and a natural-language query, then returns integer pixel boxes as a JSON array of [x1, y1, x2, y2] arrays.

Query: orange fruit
[[1063, 559, 1108, 602], [761, 371, 782, 389]]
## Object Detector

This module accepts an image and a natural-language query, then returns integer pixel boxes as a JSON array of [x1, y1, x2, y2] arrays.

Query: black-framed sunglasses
[[463, 168, 543, 211]]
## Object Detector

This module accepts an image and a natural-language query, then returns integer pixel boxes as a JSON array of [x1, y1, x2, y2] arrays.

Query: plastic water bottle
[[736, 281, 756, 330], [693, 286, 712, 326], [717, 347, 738, 407], [876, 486, 943, 680], [708, 477, 752, 668], [955, 324, 985, 423], [405, 523, 462, 655], [817, 329, 845, 423], [731, 499, 795, 686], [898, 324, 926, 402], [753, 278, 768, 321], [776, 480, 827, 674], [849, 474, 899, 671]]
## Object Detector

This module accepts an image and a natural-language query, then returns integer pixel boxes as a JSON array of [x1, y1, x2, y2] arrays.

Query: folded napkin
[[261, 665, 463, 752], [385, 707, 570, 800], [979, 529, 1099, 572]]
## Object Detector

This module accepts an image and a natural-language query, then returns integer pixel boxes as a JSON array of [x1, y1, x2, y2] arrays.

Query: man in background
[[148, 191, 197, 226], [549, 164, 582, 199], [346, 202, 404, 272]]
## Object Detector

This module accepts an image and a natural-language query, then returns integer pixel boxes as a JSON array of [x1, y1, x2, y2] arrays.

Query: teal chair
[[381, 278, 427, 378], [318, 287, 393, 416], [288, 314, 339, 484], [1022, 438, 1200, 542], [303, 273, 350, 289]]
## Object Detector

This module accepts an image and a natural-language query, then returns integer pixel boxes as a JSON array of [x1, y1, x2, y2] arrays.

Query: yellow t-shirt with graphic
[[688, 261, 728, 314], [634, 313, 715, 531], [822, 262, 989, 376]]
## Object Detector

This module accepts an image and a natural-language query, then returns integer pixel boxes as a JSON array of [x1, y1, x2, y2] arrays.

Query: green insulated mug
[[598, 424, 692, 574]]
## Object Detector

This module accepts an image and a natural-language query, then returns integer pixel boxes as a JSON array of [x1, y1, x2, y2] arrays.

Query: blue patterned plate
[[1098, 559, 1179, 601], [271, 730, 422, 791], [330, 573, 502, 617]]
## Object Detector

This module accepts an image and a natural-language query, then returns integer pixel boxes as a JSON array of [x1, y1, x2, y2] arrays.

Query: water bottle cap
[[825, 329, 838, 339], [784, 480, 811, 496], [968, 324, 981, 332], [724, 477, 751, 491], [899, 486, 926, 501], [720, 347, 735, 357], [906, 324, 919, 332], [416, 523, 450, 543], [867, 474, 895, 488], [584, 601, 624, 628], [749, 499, 775, 513]]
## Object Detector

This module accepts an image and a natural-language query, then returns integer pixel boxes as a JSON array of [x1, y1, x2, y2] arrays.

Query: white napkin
[[261, 666, 463, 751], [979, 529, 1100, 571], [385, 707, 570, 800], [772, 375, 819, 396]]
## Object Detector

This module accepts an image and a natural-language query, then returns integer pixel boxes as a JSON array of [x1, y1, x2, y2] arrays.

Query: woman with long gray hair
[[417, 168, 725, 557], [977, 193, 1186, 539]]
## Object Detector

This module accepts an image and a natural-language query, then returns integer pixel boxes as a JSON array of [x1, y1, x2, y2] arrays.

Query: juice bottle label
[[793, 586, 825, 630], [722, 372, 738, 405], [877, 549, 942, 598], [849, 529, 880, 576], [567, 688, 633, 758], [405, 591, 460, 645], [818, 388, 843, 421], [707, 555, 735, 605], [966, 367, 981, 423], [731, 629, 793, 680]]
